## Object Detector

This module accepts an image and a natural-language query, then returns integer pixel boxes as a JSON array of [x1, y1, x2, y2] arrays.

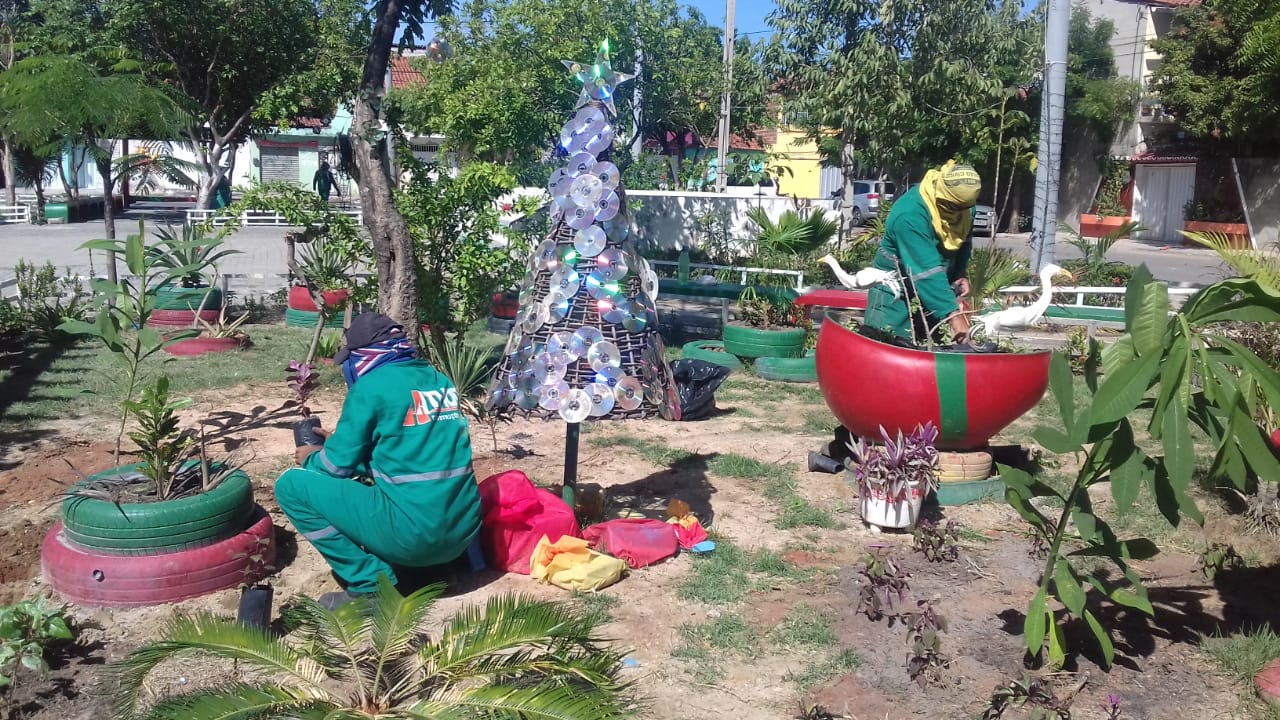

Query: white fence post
[[0, 205, 31, 224]]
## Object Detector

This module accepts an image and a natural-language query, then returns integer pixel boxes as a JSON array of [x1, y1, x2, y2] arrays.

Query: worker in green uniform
[[863, 160, 983, 347], [275, 313, 482, 609], [312, 161, 340, 202]]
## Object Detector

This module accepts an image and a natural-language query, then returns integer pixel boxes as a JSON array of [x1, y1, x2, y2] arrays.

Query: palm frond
[[108, 614, 331, 719], [369, 578, 446, 690], [965, 247, 1028, 310], [409, 683, 633, 720], [1181, 230, 1280, 293], [143, 683, 332, 720], [282, 595, 373, 680]]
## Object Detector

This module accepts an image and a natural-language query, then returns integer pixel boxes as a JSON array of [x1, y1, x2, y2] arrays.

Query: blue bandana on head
[[340, 337, 416, 387]]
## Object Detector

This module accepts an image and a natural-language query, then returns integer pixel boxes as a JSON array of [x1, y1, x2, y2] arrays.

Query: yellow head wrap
[[918, 160, 982, 251]]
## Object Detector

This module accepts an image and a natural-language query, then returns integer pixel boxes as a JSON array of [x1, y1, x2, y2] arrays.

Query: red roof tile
[[390, 55, 426, 89]]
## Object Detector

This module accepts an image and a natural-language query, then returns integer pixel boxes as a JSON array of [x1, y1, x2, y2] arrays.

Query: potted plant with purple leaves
[[286, 361, 323, 447], [847, 422, 940, 531]]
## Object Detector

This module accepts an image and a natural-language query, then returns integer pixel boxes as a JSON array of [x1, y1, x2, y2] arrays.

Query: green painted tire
[[154, 284, 222, 311], [681, 340, 744, 370], [285, 307, 344, 329], [722, 323, 806, 359], [60, 466, 255, 555], [754, 354, 818, 383]]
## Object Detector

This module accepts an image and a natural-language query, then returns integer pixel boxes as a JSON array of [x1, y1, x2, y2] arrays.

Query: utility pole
[[632, 40, 644, 162], [1030, 0, 1070, 271], [715, 0, 735, 193]]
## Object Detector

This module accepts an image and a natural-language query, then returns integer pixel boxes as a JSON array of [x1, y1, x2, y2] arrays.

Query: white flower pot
[[860, 481, 928, 530]]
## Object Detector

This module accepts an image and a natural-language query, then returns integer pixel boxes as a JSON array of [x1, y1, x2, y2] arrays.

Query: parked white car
[[847, 180, 896, 226], [972, 204, 995, 238]]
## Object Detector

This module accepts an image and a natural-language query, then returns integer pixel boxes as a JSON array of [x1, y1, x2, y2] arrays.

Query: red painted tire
[[42, 509, 276, 607], [1258, 658, 1280, 704], [146, 309, 221, 328], [288, 286, 349, 312], [163, 336, 251, 356]]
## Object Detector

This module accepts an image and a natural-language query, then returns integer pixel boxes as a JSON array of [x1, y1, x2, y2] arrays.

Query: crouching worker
[[275, 313, 481, 609]]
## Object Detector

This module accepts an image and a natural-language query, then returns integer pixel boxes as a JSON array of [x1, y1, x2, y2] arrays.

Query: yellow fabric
[[918, 160, 982, 251], [529, 535, 626, 592]]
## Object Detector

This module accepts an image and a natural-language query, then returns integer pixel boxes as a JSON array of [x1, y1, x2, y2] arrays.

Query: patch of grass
[[0, 325, 329, 431], [571, 591, 620, 626], [777, 495, 840, 529], [786, 649, 861, 690], [678, 538, 806, 605], [704, 453, 842, 530], [708, 453, 776, 480], [802, 410, 838, 436], [771, 604, 837, 649], [587, 433, 694, 467], [1202, 627, 1280, 683], [674, 611, 760, 684]]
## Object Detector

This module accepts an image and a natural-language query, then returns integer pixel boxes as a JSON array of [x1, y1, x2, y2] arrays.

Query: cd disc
[[584, 382, 616, 417], [538, 380, 570, 411], [585, 271, 622, 301], [642, 265, 658, 300], [558, 388, 592, 423], [547, 169, 570, 202], [513, 365, 540, 393], [622, 308, 648, 332], [521, 302, 549, 333], [568, 151, 595, 176], [603, 219, 629, 243], [533, 239, 559, 271], [573, 226, 607, 258], [587, 340, 622, 371], [567, 205, 595, 230], [487, 386, 515, 411], [514, 389, 539, 411], [569, 326, 604, 357], [533, 352, 567, 385], [591, 161, 620, 190], [602, 298, 631, 325], [547, 330, 580, 363], [594, 190, 621, 222], [595, 248, 629, 282], [577, 106, 607, 134], [545, 296, 571, 323], [569, 172, 605, 208], [614, 376, 644, 411], [549, 267, 582, 298], [593, 365, 623, 387], [585, 126, 614, 155]]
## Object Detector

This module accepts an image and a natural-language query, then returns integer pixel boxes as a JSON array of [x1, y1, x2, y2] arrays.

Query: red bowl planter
[[146, 309, 222, 328], [815, 317, 1051, 451], [288, 285, 350, 312], [163, 335, 251, 356], [1079, 214, 1132, 239]]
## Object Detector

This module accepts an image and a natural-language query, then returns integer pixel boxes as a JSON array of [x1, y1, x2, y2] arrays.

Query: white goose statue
[[972, 263, 1074, 338], [818, 254, 903, 299]]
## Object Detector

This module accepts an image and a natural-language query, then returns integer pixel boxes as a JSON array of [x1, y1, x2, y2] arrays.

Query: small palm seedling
[[108, 578, 632, 719]]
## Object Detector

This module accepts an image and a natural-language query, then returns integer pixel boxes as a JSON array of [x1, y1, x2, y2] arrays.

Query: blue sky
[[683, 0, 776, 36]]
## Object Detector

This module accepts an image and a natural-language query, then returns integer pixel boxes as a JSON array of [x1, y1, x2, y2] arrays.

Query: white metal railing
[[0, 205, 30, 224], [185, 208, 364, 227], [997, 285, 1199, 308], [648, 260, 806, 290]]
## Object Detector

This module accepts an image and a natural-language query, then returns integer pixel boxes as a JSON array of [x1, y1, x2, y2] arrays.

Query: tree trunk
[[840, 132, 857, 243], [98, 158, 116, 242], [0, 137, 14, 207], [196, 142, 228, 209], [1004, 171, 1021, 233], [120, 139, 129, 209], [58, 154, 74, 200], [350, 0, 418, 331]]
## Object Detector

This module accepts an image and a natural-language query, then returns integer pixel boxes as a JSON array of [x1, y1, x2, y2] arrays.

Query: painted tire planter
[[681, 340, 744, 370], [287, 285, 350, 312], [938, 451, 993, 482], [146, 309, 221, 328], [285, 307, 344, 329], [163, 335, 250, 357], [1256, 657, 1280, 704], [42, 509, 275, 607], [154, 284, 222, 311], [755, 352, 817, 383], [934, 477, 1004, 506], [722, 323, 806, 359], [815, 316, 1050, 451], [60, 466, 255, 555]]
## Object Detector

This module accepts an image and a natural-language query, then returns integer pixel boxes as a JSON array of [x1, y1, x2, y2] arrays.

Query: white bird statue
[[971, 263, 1074, 338], [819, 254, 903, 299]]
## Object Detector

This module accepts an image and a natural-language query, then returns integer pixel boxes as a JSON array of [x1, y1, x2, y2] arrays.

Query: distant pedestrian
[[313, 161, 340, 202]]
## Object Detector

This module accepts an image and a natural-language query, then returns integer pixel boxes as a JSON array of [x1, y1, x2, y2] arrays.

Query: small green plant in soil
[[736, 286, 807, 329], [794, 703, 849, 720], [902, 599, 948, 688], [0, 597, 74, 689], [912, 518, 961, 563], [12, 259, 89, 344], [855, 551, 910, 621], [1195, 543, 1245, 581], [981, 675, 1071, 720]]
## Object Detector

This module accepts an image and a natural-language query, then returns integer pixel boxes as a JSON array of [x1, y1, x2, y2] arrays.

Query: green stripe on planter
[[934, 353, 968, 444]]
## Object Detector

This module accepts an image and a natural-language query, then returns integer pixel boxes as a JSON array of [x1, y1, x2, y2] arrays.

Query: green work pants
[[275, 468, 475, 593]]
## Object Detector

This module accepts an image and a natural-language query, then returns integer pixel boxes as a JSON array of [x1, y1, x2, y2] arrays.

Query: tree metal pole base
[[562, 422, 580, 507]]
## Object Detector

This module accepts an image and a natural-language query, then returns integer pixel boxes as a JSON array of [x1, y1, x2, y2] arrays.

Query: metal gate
[[1133, 163, 1195, 244], [259, 146, 300, 184]]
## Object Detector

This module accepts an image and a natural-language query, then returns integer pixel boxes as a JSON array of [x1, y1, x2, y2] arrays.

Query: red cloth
[[582, 518, 679, 568], [669, 517, 709, 549], [478, 471, 580, 574]]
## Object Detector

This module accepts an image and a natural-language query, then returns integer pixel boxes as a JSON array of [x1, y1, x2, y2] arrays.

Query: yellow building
[[762, 124, 825, 200]]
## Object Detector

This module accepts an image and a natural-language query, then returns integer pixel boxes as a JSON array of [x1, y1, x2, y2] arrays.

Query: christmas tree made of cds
[[487, 40, 680, 425]]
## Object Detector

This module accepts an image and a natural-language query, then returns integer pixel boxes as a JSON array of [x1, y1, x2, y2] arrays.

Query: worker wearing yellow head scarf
[[863, 161, 983, 346]]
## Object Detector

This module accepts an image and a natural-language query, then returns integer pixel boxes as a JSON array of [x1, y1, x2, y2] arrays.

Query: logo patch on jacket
[[403, 388, 461, 426]]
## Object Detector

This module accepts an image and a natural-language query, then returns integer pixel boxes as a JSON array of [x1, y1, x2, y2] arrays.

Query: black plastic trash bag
[[670, 358, 732, 421]]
